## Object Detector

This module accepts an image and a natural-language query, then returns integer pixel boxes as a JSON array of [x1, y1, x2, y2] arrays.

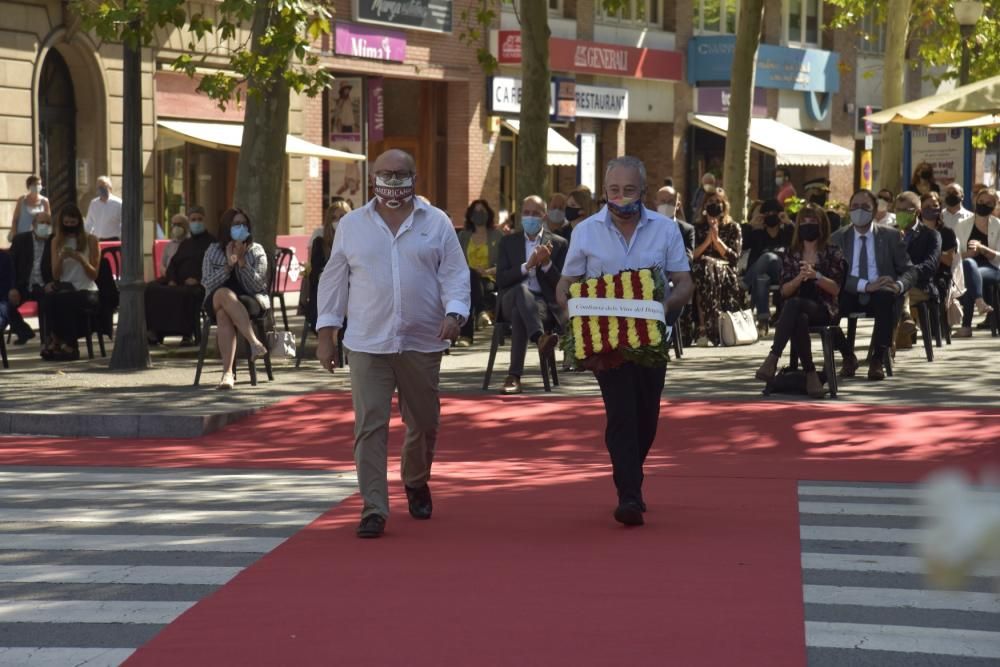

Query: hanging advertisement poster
[[329, 77, 366, 209], [909, 127, 965, 189]]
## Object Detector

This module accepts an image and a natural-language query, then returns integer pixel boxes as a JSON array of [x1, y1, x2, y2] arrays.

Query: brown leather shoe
[[537, 333, 559, 356], [895, 319, 917, 349], [867, 360, 886, 381], [754, 353, 779, 383], [805, 371, 826, 398], [502, 375, 522, 394], [840, 354, 860, 378]]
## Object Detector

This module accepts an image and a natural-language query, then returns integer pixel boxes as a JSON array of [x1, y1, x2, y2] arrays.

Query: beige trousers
[[347, 350, 442, 519]]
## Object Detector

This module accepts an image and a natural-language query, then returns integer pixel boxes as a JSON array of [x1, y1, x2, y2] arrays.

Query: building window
[[858, 11, 887, 54], [596, 0, 665, 28], [787, 0, 822, 46], [512, 0, 563, 16], [695, 0, 740, 35]]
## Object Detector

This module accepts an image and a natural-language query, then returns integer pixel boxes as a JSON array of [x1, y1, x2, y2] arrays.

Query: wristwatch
[[446, 312, 466, 325]]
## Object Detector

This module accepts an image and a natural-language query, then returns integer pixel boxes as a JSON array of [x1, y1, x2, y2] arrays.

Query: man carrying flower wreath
[[557, 156, 693, 527]]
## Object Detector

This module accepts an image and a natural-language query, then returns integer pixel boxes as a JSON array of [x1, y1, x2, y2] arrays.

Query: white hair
[[97, 175, 113, 189], [604, 156, 647, 190]]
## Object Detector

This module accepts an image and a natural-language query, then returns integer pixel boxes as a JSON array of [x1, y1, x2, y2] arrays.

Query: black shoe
[[405, 484, 433, 520], [14, 330, 35, 345], [356, 514, 386, 538], [614, 502, 644, 526]]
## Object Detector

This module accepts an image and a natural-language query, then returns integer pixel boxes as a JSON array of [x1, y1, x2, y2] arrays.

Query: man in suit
[[831, 190, 917, 380], [654, 185, 694, 255], [496, 195, 568, 395], [6, 211, 54, 344], [894, 191, 942, 349]]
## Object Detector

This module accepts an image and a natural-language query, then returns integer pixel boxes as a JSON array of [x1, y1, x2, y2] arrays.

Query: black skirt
[[145, 282, 205, 336]]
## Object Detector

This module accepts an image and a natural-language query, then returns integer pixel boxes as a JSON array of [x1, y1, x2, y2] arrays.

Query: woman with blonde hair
[[42, 204, 100, 360]]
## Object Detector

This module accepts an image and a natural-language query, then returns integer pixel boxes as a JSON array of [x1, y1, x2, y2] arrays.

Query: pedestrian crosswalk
[[799, 481, 1000, 666], [0, 466, 357, 666]]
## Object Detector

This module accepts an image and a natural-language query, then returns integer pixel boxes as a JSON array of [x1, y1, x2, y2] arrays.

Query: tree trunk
[[109, 25, 151, 370], [878, 0, 912, 195], [516, 1, 551, 212], [722, 0, 765, 223], [233, 1, 291, 259]]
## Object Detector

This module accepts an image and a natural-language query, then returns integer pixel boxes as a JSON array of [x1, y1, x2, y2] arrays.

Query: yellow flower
[[627, 318, 641, 349], [588, 316, 602, 353], [569, 282, 581, 298], [573, 315, 585, 359], [639, 271, 655, 301]]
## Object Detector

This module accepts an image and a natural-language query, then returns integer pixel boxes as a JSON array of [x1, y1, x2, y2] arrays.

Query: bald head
[[372, 149, 416, 176], [656, 186, 677, 205]]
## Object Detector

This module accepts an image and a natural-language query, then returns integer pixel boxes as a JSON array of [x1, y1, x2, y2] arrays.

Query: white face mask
[[29, 184, 41, 195], [35, 223, 51, 239], [171, 226, 187, 241], [657, 203, 676, 218], [775, 177, 785, 187], [877, 199, 889, 213], [547, 209, 566, 225]]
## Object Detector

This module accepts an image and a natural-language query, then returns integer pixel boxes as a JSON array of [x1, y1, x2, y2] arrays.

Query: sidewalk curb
[[0, 409, 256, 439]]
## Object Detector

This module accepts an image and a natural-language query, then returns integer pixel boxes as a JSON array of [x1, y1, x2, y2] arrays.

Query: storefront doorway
[[38, 49, 77, 216]]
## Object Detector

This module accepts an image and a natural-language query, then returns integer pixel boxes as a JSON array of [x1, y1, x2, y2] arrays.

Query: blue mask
[[607, 197, 643, 219], [98, 186, 109, 199], [230, 224, 250, 242], [189, 222, 205, 235], [521, 216, 543, 237]]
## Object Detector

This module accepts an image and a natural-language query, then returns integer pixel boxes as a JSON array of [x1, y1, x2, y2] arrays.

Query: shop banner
[[497, 30, 682, 81], [368, 77, 384, 142], [329, 77, 366, 210], [355, 0, 452, 33], [688, 36, 839, 93], [489, 76, 628, 120], [909, 127, 965, 190], [335, 22, 407, 62], [697, 87, 767, 117]]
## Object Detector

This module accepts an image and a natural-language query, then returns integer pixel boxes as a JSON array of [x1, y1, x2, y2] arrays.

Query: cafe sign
[[489, 77, 629, 120]]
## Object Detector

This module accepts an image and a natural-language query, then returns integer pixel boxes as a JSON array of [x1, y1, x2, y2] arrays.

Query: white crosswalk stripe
[[800, 481, 1000, 666], [0, 466, 356, 667]]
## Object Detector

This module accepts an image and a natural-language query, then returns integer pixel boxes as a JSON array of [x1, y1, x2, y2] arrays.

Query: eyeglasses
[[375, 170, 413, 180]]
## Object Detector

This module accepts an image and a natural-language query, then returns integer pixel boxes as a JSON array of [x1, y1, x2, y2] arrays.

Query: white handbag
[[267, 331, 297, 358], [718, 309, 759, 346]]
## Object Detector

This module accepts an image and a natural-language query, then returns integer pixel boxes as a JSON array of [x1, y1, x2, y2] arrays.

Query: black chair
[[845, 313, 893, 377], [482, 299, 559, 392], [295, 318, 345, 369], [787, 325, 840, 398], [987, 284, 1000, 337], [913, 298, 936, 362], [0, 320, 8, 369], [665, 305, 684, 359], [74, 256, 117, 359], [193, 304, 274, 387], [271, 247, 295, 332]]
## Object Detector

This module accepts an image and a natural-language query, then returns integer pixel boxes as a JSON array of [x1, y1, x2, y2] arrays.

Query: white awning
[[156, 119, 365, 162], [502, 119, 579, 167], [689, 114, 854, 167]]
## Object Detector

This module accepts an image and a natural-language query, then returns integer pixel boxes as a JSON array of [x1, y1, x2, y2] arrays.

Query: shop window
[[695, 0, 739, 35], [786, 0, 822, 46], [511, 0, 564, 17], [596, 0, 665, 28]]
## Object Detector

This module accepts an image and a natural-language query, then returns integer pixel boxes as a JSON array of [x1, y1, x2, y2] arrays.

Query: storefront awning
[[689, 114, 854, 167], [502, 120, 579, 167], [156, 119, 365, 162]]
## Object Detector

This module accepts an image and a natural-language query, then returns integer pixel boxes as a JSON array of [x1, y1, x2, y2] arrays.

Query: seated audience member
[[894, 192, 942, 349], [691, 189, 745, 346], [496, 195, 568, 394], [201, 207, 270, 390], [145, 205, 215, 345], [742, 198, 794, 332], [875, 189, 896, 227], [311, 199, 351, 243], [6, 211, 54, 344], [804, 178, 842, 228], [954, 187, 1000, 337], [941, 183, 973, 230], [41, 205, 100, 361], [307, 200, 351, 328], [457, 199, 502, 345], [545, 192, 568, 235], [755, 204, 845, 397], [656, 185, 694, 253], [830, 189, 917, 381], [160, 213, 190, 273], [559, 185, 595, 241]]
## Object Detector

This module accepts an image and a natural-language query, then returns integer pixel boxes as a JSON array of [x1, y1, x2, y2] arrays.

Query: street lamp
[[955, 1, 984, 85]]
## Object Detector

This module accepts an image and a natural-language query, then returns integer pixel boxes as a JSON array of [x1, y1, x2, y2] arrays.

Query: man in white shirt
[[942, 183, 974, 230], [495, 195, 568, 394], [84, 176, 123, 240], [557, 156, 692, 527], [316, 149, 470, 539]]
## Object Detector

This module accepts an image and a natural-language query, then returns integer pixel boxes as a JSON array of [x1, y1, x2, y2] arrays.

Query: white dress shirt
[[563, 205, 690, 281], [84, 195, 123, 239], [941, 206, 973, 230], [850, 226, 882, 292], [520, 233, 552, 294], [316, 197, 471, 354]]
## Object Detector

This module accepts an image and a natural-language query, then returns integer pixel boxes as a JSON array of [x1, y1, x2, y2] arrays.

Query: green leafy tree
[[72, 0, 333, 369]]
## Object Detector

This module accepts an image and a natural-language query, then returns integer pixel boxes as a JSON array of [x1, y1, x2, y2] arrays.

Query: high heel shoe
[[975, 298, 994, 316], [249, 341, 268, 361], [216, 373, 235, 390]]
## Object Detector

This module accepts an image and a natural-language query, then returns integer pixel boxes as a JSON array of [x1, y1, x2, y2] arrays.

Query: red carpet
[[2, 395, 999, 665]]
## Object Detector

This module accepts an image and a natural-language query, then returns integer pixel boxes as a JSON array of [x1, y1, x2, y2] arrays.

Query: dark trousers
[[145, 281, 204, 337], [770, 297, 831, 372], [743, 252, 782, 317], [595, 362, 667, 506], [833, 290, 900, 358], [460, 272, 496, 339], [45, 289, 99, 345], [9, 287, 47, 339], [960, 258, 1000, 326], [501, 283, 549, 377]]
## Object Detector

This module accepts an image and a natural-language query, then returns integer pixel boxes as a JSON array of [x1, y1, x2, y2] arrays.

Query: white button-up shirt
[[563, 205, 690, 281], [942, 206, 973, 230], [850, 227, 882, 292], [316, 197, 471, 354], [520, 233, 552, 293], [84, 195, 123, 239]]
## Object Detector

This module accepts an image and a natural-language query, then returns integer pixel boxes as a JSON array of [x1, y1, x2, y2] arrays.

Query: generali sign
[[497, 30, 682, 81]]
